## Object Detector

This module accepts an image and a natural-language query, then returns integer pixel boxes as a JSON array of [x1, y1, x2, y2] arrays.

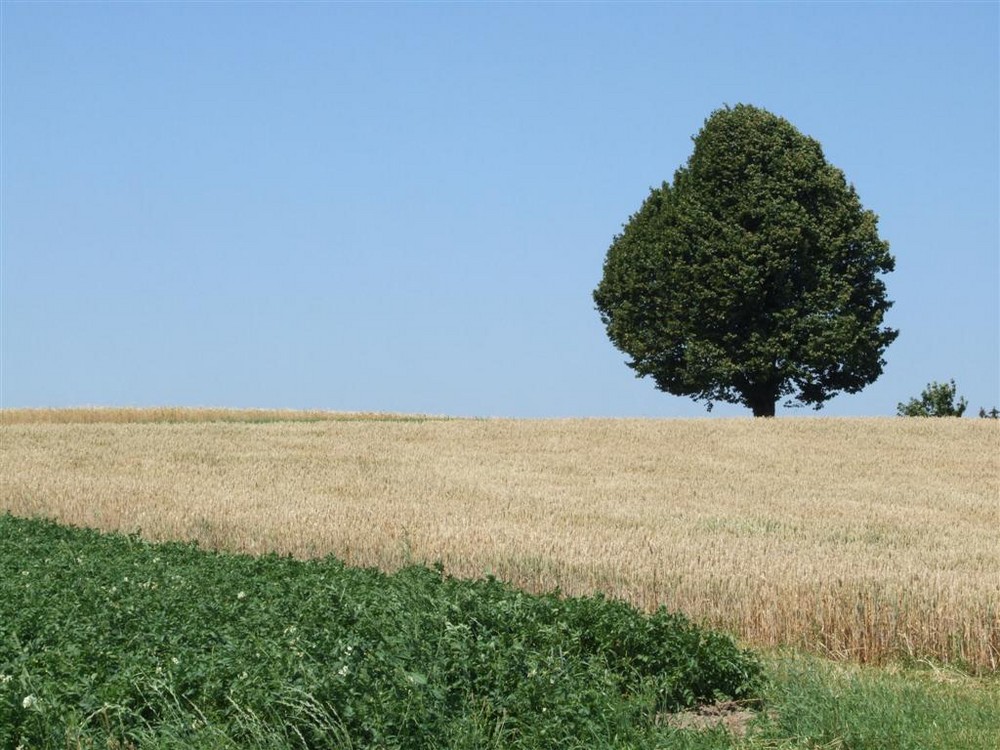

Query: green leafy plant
[[897, 380, 968, 417], [0, 514, 762, 749]]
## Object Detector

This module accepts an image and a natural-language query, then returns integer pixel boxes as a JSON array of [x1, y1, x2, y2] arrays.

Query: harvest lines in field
[[2, 410, 997, 672]]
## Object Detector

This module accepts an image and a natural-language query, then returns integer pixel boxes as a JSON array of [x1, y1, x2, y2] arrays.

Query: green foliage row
[[0, 514, 761, 749]]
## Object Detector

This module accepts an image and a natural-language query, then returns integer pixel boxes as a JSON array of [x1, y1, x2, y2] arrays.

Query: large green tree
[[594, 104, 898, 417]]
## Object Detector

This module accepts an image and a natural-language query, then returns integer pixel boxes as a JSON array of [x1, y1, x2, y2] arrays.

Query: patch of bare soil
[[660, 700, 760, 737]]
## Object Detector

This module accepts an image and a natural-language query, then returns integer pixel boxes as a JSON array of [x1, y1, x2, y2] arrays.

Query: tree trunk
[[747, 394, 777, 417]]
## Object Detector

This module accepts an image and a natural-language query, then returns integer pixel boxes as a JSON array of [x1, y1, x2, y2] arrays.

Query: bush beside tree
[[897, 380, 968, 417]]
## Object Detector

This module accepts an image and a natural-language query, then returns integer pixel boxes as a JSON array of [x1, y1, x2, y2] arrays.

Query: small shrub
[[897, 380, 967, 417]]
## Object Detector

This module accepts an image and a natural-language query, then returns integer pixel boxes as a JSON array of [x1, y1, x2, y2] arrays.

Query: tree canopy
[[594, 104, 898, 416]]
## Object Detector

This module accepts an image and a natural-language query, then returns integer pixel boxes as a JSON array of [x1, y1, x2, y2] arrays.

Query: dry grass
[[2, 409, 997, 672], [0, 407, 442, 425]]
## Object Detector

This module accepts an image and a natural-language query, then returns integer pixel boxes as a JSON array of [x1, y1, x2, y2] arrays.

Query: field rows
[[2, 411, 997, 671]]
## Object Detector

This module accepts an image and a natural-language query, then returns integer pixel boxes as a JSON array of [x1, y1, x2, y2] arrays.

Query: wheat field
[[2, 409, 997, 672]]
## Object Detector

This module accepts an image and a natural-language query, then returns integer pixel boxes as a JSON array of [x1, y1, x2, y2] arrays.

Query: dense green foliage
[[0, 514, 761, 749], [897, 379, 968, 417], [594, 104, 897, 417]]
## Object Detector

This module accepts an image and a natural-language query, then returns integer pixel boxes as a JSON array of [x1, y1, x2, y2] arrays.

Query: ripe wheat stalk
[[2, 409, 997, 672]]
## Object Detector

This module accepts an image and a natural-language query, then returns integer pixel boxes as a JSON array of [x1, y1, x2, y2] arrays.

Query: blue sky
[[2, 1, 997, 418]]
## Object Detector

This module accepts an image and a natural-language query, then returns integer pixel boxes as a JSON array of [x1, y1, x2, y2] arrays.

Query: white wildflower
[[22, 695, 36, 709], [337, 665, 349, 677], [237, 591, 246, 600], [171, 657, 180, 665]]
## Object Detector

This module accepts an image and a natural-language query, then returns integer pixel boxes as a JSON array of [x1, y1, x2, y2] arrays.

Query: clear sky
[[2, 1, 997, 418]]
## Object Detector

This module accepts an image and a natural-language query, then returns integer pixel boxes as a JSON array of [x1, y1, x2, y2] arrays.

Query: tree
[[594, 104, 898, 417], [897, 380, 968, 417]]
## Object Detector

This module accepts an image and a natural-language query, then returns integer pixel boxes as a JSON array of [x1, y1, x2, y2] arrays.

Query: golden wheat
[[2, 409, 997, 671], [0, 407, 442, 425]]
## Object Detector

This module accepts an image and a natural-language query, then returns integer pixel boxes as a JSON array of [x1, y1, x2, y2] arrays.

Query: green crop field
[[1, 514, 761, 749]]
